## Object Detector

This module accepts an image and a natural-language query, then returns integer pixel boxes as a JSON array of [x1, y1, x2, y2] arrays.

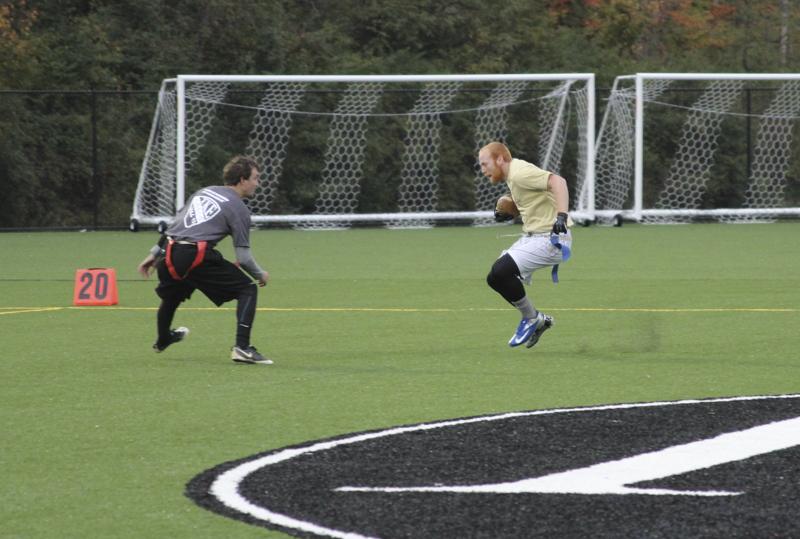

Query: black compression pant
[[154, 245, 260, 348], [486, 253, 525, 304], [156, 284, 258, 348], [235, 284, 257, 348], [156, 297, 181, 346]]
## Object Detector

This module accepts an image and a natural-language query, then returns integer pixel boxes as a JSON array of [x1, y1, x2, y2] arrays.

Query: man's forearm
[[235, 246, 266, 280]]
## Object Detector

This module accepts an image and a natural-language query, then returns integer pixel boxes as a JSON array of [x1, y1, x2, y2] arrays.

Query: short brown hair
[[222, 155, 259, 185], [480, 142, 512, 163]]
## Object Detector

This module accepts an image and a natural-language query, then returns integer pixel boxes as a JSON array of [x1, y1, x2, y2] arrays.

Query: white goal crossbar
[[132, 73, 595, 229]]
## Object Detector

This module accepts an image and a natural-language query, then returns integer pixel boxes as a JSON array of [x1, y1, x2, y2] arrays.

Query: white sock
[[511, 297, 537, 320]]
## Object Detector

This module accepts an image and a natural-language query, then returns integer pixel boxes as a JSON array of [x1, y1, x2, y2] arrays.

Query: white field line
[[339, 415, 800, 496], [0, 307, 64, 316]]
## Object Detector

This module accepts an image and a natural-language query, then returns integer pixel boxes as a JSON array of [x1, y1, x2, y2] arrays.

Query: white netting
[[246, 82, 307, 216], [737, 80, 800, 222], [299, 83, 384, 230], [471, 81, 532, 226], [538, 81, 591, 214], [132, 80, 230, 229], [132, 75, 594, 229], [390, 81, 462, 229], [133, 80, 178, 223], [651, 80, 744, 223], [594, 78, 671, 219], [595, 75, 800, 223], [185, 82, 230, 176]]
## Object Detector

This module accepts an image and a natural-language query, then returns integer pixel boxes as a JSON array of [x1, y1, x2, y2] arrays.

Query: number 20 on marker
[[73, 268, 118, 306]]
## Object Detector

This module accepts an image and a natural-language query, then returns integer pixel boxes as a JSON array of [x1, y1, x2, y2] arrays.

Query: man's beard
[[489, 168, 505, 184]]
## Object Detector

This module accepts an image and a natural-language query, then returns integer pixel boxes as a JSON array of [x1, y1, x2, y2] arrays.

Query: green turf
[[1, 223, 799, 538]]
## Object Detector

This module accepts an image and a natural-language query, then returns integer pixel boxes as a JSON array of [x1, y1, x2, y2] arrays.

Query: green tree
[[2, 0, 800, 227]]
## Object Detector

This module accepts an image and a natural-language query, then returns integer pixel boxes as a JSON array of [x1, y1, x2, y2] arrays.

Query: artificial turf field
[[2, 223, 799, 538]]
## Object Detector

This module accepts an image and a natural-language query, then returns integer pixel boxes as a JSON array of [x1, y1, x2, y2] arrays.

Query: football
[[496, 195, 519, 218]]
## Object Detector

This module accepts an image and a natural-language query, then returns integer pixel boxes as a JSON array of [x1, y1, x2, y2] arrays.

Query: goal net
[[131, 74, 594, 230], [595, 73, 800, 223]]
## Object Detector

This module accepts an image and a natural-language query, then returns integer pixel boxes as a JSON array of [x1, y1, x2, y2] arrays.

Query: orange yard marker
[[73, 268, 119, 306]]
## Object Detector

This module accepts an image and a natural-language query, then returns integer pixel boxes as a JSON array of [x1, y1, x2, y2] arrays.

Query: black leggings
[[486, 254, 525, 304], [235, 284, 257, 348], [156, 282, 258, 347]]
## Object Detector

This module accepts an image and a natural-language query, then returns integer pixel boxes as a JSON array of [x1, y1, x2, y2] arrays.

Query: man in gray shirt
[[137, 155, 272, 364]]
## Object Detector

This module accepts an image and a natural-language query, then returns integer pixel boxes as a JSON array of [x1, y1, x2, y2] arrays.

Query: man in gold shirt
[[478, 141, 572, 348]]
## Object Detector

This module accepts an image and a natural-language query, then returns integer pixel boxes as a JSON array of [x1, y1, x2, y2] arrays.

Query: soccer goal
[[131, 74, 595, 230], [595, 73, 800, 223]]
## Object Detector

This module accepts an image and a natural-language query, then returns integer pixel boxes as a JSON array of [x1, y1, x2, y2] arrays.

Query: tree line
[[1, 0, 798, 228]]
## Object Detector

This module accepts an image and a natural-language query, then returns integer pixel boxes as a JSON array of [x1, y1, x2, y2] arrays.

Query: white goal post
[[595, 73, 800, 223], [131, 74, 595, 230]]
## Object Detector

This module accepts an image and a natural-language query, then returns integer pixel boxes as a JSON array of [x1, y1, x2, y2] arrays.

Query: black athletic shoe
[[231, 345, 274, 365], [153, 327, 190, 352]]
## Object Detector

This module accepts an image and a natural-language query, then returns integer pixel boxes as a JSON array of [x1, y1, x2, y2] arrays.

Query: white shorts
[[501, 231, 573, 284]]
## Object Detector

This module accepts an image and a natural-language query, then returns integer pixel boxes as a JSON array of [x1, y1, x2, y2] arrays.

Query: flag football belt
[[549, 233, 571, 284], [165, 238, 207, 281]]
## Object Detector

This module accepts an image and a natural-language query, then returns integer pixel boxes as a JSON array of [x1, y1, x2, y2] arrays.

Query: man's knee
[[487, 254, 519, 289], [487, 254, 525, 303], [237, 283, 258, 300]]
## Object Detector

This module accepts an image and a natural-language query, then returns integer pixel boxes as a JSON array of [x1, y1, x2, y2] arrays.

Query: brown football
[[496, 195, 519, 217]]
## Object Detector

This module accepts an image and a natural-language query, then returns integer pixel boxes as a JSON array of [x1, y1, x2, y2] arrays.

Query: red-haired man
[[479, 142, 572, 348]]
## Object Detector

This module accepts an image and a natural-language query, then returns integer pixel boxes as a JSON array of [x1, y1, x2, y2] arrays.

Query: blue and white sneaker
[[525, 312, 554, 349], [508, 312, 554, 348], [508, 317, 539, 347]]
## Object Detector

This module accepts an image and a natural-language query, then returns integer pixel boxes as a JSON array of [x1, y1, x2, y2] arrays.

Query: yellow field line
[[0, 306, 796, 314]]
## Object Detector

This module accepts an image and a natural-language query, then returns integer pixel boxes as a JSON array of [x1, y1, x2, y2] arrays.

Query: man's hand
[[552, 212, 568, 235], [494, 195, 518, 223], [258, 271, 270, 287], [494, 209, 514, 223], [137, 254, 157, 278]]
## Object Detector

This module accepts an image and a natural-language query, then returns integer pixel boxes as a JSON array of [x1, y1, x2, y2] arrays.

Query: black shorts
[[155, 245, 255, 306]]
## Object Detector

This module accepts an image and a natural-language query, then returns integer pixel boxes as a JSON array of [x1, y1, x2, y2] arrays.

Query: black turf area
[[187, 396, 800, 538]]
